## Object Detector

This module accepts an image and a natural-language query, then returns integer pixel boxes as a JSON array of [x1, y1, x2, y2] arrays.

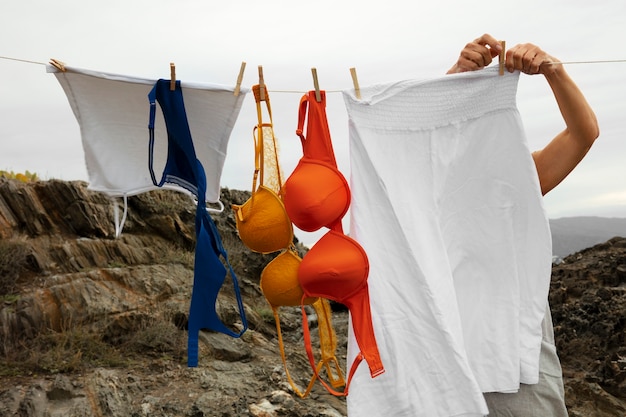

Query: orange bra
[[284, 91, 385, 396], [283, 92, 350, 232], [234, 84, 345, 397]]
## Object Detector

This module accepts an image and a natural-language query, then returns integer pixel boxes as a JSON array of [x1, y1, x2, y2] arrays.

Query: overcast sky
[[1, 0, 625, 244]]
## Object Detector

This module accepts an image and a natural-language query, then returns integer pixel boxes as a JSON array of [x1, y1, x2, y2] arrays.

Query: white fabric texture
[[343, 66, 552, 417], [49, 65, 247, 202], [483, 305, 568, 416]]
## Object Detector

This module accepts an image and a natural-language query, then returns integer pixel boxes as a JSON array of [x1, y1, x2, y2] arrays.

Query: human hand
[[446, 33, 503, 74], [504, 43, 561, 76]]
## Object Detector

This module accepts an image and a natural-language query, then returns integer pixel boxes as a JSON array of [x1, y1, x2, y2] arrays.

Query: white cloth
[[49, 65, 247, 202], [343, 66, 552, 417]]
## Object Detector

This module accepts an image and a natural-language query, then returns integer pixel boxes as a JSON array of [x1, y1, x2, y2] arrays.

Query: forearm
[[543, 65, 599, 147], [532, 65, 600, 195]]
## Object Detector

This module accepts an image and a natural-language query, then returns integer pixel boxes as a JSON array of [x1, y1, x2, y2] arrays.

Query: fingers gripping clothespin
[[499, 41, 506, 76], [311, 68, 321, 102], [234, 62, 246, 96]]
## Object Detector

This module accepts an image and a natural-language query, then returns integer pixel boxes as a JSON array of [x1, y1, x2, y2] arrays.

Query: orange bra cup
[[261, 249, 317, 307], [233, 186, 294, 254], [283, 160, 351, 232], [300, 232, 385, 380], [298, 231, 369, 303]]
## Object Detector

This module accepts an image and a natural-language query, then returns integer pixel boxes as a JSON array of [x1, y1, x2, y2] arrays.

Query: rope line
[[3, 55, 626, 68], [0, 56, 46, 65], [558, 60, 626, 65], [2, 55, 625, 96]]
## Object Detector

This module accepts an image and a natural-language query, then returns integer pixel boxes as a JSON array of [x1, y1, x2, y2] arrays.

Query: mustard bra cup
[[233, 83, 294, 254], [233, 185, 294, 254], [260, 247, 316, 307]]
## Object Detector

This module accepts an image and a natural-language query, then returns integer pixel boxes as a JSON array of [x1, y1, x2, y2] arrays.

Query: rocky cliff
[[0, 178, 625, 417]]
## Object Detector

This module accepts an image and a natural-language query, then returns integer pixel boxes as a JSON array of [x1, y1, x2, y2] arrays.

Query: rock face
[[0, 178, 625, 416], [550, 238, 626, 416]]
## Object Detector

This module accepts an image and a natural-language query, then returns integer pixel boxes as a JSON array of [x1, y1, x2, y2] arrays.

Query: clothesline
[[1, 55, 626, 95]]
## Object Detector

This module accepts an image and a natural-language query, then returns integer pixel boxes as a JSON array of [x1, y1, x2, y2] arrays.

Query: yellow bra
[[232, 84, 292, 254]]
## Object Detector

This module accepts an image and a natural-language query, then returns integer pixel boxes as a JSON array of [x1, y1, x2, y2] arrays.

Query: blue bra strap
[[147, 79, 248, 367]]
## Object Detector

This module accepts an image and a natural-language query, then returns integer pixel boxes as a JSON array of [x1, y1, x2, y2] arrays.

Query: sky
[[1, 0, 625, 245]]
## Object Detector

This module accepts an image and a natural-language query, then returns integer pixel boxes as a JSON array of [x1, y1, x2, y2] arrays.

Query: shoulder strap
[[249, 84, 284, 196], [295, 93, 308, 150], [147, 84, 161, 187], [272, 307, 318, 398]]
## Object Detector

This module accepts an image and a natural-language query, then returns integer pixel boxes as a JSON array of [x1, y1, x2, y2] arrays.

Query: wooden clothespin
[[350, 67, 361, 100], [499, 41, 506, 76], [234, 61, 246, 96], [258, 65, 266, 101], [311, 68, 321, 102], [170, 62, 176, 91], [49, 58, 66, 72]]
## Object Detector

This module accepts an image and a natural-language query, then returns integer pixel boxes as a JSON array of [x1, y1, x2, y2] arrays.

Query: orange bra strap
[[344, 286, 385, 379], [301, 297, 364, 397], [328, 219, 345, 235], [295, 94, 308, 149]]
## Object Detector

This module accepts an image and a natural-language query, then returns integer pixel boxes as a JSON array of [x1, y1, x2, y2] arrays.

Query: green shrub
[[0, 170, 39, 182]]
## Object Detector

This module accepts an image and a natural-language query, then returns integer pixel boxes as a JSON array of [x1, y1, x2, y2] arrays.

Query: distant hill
[[550, 216, 626, 258]]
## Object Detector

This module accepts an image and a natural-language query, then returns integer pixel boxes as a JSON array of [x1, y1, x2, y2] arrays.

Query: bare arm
[[513, 47, 600, 195], [448, 35, 600, 195]]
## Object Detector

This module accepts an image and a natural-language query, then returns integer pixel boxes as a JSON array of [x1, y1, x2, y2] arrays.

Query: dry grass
[[0, 236, 31, 296], [0, 306, 187, 377]]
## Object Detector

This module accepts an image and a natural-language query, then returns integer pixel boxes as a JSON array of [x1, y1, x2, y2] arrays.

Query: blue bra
[[148, 79, 248, 367]]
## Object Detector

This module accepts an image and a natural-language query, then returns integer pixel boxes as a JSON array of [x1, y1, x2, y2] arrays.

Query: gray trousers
[[483, 306, 568, 417]]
